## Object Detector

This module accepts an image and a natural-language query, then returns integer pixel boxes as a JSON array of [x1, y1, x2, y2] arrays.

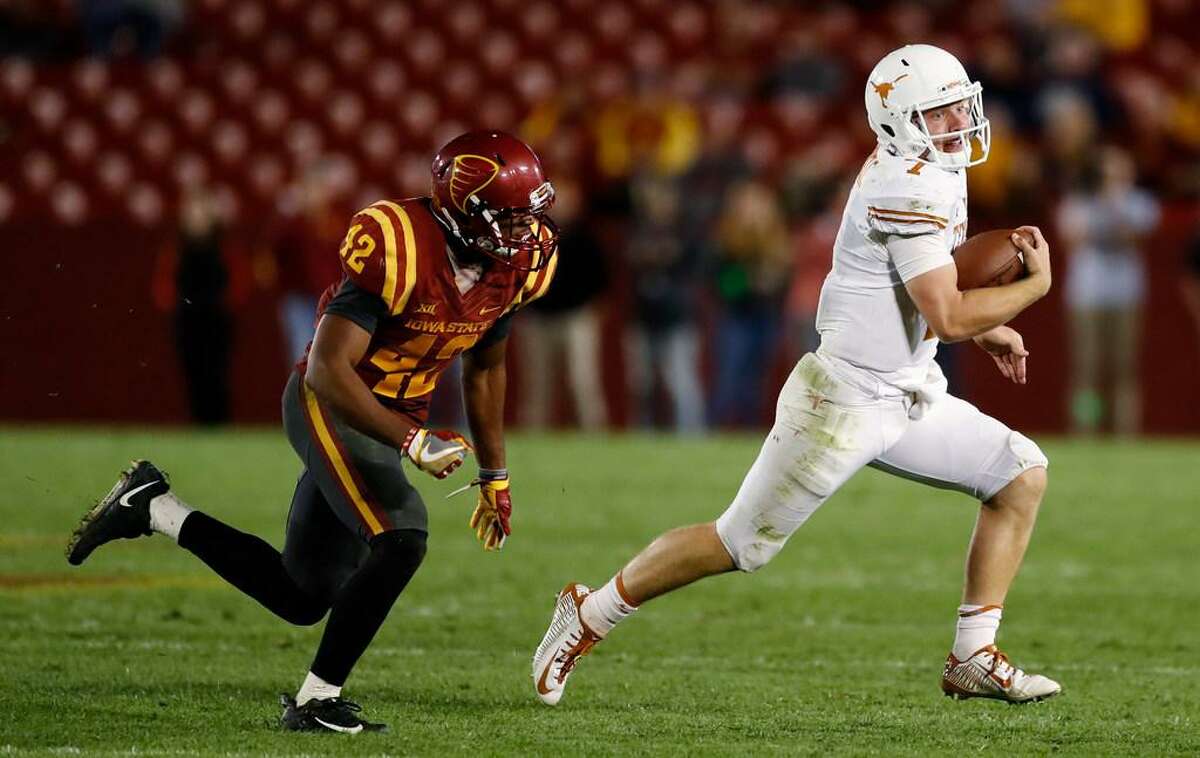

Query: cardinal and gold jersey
[[814, 148, 968, 393], [298, 197, 557, 426]]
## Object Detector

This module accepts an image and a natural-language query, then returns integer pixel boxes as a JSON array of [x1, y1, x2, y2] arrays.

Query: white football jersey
[[815, 148, 968, 394]]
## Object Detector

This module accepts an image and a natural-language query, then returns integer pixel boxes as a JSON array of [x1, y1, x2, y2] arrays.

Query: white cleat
[[941, 645, 1062, 704], [532, 583, 601, 706]]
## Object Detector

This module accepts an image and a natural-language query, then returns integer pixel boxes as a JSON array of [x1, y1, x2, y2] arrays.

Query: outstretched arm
[[461, 335, 512, 550]]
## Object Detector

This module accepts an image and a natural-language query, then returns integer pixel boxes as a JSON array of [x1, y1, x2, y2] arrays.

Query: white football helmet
[[865, 44, 990, 169]]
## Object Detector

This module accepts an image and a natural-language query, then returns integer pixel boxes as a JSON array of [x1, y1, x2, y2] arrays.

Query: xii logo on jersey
[[414, 302, 438, 315], [448, 155, 500, 213]]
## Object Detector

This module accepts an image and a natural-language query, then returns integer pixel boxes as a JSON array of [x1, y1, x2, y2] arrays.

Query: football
[[953, 228, 1032, 289]]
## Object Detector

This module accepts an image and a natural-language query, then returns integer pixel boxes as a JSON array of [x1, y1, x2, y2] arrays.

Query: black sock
[[310, 529, 427, 686], [178, 511, 328, 626]]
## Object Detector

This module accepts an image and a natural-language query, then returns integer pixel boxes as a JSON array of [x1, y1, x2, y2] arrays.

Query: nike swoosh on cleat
[[313, 717, 363, 735], [536, 661, 555, 697], [118, 480, 161, 507]]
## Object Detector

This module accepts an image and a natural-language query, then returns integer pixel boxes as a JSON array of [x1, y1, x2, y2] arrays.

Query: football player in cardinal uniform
[[67, 131, 559, 733]]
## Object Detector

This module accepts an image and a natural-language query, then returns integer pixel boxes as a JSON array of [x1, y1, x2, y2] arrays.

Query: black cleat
[[280, 694, 387, 734], [66, 460, 168, 566]]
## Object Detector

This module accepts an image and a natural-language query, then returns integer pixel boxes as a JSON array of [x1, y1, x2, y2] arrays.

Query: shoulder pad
[[338, 200, 423, 314], [861, 154, 956, 236]]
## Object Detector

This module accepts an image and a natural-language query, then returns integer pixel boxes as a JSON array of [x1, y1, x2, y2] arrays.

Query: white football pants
[[716, 353, 1048, 571]]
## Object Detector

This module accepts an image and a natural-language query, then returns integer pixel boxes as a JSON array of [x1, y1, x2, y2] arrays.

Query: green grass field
[[1, 427, 1197, 756]]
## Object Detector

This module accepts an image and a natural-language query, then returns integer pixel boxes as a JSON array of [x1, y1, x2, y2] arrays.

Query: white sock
[[953, 604, 1003, 660], [580, 572, 639, 638], [296, 671, 341, 706], [149, 492, 193, 542]]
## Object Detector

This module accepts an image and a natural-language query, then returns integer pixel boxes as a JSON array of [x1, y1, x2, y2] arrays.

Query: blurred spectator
[[517, 180, 610, 429], [763, 28, 844, 99], [709, 178, 790, 427], [678, 90, 751, 248], [594, 71, 701, 181], [1038, 25, 1120, 129], [1055, 0, 1149, 52], [1056, 146, 1159, 434], [975, 35, 1035, 131], [1038, 87, 1098, 194], [784, 183, 842, 367], [623, 170, 705, 432], [76, 0, 183, 59], [260, 161, 348, 364], [151, 186, 247, 424]]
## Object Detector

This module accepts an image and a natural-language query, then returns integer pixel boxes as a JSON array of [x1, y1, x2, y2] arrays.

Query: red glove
[[469, 475, 512, 551]]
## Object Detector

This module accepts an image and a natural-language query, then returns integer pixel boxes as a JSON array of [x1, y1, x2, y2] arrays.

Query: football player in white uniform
[[534, 44, 1063, 706]]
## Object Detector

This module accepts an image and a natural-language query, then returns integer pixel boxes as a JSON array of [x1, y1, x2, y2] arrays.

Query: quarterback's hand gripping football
[[467, 474, 512, 551], [403, 427, 472, 479]]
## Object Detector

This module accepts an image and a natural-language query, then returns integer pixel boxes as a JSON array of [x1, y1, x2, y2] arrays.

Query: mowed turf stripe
[[0, 573, 224, 591]]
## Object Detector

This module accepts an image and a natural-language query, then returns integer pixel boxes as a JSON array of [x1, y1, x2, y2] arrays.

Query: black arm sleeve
[[323, 278, 387, 335], [470, 311, 515, 353]]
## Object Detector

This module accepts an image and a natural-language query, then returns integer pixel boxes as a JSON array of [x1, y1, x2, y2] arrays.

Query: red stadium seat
[[2, 59, 35, 101], [305, 2, 340, 43], [264, 33, 298, 71], [31, 88, 68, 133], [212, 120, 250, 164], [97, 152, 134, 195], [285, 120, 325, 163], [253, 90, 290, 135], [232, 1, 267, 39], [376, 2, 413, 44], [335, 29, 372, 73], [23, 151, 58, 193], [362, 121, 398, 162], [514, 60, 556, 107], [480, 32, 518, 79], [668, 4, 707, 49], [51, 180, 89, 225], [221, 61, 259, 104], [62, 120, 98, 164], [328, 92, 366, 136], [295, 60, 332, 103], [400, 91, 439, 137], [249, 154, 287, 197], [367, 61, 406, 103], [521, 2, 559, 42], [595, 5, 634, 46], [173, 153, 210, 189], [180, 89, 216, 134], [406, 28, 447, 77], [128, 182, 165, 225], [447, 3, 485, 42], [72, 60, 109, 102], [138, 121, 175, 164], [554, 32, 593, 74]]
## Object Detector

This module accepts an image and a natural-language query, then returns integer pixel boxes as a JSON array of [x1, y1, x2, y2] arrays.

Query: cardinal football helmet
[[865, 44, 990, 169], [431, 131, 557, 271]]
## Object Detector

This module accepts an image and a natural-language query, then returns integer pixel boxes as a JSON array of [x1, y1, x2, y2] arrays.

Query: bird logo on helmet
[[431, 131, 558, 272]]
